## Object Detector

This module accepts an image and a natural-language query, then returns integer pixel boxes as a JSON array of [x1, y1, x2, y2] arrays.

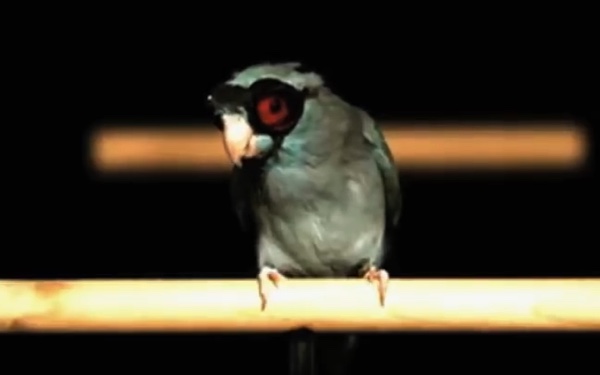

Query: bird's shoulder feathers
[[359, 110, 401, 228]]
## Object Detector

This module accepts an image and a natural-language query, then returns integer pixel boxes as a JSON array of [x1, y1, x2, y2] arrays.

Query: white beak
[[221, 114, 259, 166]]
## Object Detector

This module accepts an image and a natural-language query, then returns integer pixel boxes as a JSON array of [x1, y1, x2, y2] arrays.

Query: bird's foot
[[363, 266, 389, 307], [257, 266, 286, 311]]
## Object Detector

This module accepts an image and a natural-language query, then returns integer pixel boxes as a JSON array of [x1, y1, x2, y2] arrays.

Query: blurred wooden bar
[[90, 121, 587, 172], [1, 279, 599, 332]]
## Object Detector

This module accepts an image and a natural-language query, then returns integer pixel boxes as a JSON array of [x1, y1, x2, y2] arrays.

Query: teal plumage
[[209, 62, 401, 375]]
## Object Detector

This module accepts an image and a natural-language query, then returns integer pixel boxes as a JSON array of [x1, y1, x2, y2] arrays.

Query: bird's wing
[[230, 165, 255, 233], [361, 112, 401, 228]]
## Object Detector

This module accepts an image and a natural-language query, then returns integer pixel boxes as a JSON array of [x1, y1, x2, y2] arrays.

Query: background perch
[[90, 123, 587, 172], [1, 279, 599, 332]]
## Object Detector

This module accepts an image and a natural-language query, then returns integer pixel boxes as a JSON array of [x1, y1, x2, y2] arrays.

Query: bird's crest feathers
[[227, 62, 323, 91]]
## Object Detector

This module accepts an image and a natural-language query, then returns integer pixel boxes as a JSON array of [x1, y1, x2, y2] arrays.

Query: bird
[[207, 62, 401, 375]]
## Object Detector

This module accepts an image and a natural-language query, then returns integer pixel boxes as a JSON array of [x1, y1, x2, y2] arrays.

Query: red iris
[[256, 96, 289, 127]]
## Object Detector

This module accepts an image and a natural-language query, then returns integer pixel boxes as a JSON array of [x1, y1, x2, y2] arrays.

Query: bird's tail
[[289, 330, 317, 374], [289, 331, 357, 375], [317, 334, 358, 375]]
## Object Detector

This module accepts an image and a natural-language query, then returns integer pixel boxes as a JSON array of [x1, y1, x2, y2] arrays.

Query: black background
[[4, 15, 597, 374]]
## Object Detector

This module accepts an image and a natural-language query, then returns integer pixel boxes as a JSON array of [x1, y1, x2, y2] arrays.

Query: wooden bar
[[1, 279, 599, 332], [90, 122, 587, 172]]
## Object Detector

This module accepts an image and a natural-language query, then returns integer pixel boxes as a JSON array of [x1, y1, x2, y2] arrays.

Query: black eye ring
[[247, 79, 308, 135]]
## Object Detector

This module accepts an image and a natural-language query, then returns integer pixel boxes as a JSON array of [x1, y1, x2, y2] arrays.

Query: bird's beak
[[221, 114, 259, 167]]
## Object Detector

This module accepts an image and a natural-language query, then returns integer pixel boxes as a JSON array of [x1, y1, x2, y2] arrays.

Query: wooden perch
[[90, 122, 587, 172], [1, 279, 599, 332]]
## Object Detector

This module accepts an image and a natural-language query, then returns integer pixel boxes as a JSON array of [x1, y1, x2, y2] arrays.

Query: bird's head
[[206, 62, 324, 167]]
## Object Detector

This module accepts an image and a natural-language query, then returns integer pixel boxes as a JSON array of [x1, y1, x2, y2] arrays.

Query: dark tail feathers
[[289, 331, 357, 375]]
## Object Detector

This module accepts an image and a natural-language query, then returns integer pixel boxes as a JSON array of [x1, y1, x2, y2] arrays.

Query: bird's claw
[[257, 266, 286, 311], [363, 266, 389, 307]]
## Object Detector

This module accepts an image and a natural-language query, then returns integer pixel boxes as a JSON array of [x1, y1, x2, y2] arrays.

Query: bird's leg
[[362, 265, 389, 307], [257, 266, 286, 311]]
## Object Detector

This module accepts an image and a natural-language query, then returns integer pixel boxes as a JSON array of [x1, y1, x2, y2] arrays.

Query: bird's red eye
[[256, 96, 289, 127]]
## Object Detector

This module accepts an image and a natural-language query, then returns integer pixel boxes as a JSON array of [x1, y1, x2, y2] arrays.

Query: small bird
[[208, 62, 401, 375]]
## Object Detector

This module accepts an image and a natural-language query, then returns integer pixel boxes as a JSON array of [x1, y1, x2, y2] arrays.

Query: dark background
[[5, 19, 597, 374]]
